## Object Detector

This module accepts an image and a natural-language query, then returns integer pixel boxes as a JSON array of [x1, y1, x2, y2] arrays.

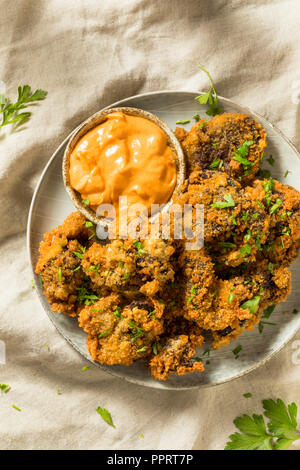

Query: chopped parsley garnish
[[76, 285, 99, 305], [231, 215, 237, 225], [0, 384, 11, 393], [96, 406, 115, 428], [211, 193, 235, 209], [191, 356, 203, 362], [152, 341, 160, 355], [86, 263, 100, 273], [12, 405, 21, 412], [113, 306, 122, 321], [262, 304, 276, 319], [195, 66, 223, 116], [98, 330, 112, 339], [225, 398, 300, 450], [233, 345, 242, 359], [241, 296, 261, 314], [267, 155, 275, 166], [128, 321, 145, 342], [210, 157, 220, 169], [259, 320, 276, 334], [187, 285, 198, 305], [258, 168, 271, 179], [133, 241, 146, 255], [267, 262, 275, 274], [233, 141, 254, 167], [176, 119, 190, 124], [238, 244, 251, 258], [270, 198, 283, 215], [218, 242, 237, 249], [72, 247, 86, 260], [263, 178, 274, 195], [85, 221, 94, 228]]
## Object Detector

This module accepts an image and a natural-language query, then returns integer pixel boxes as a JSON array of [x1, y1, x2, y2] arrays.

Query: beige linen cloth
[[0, 0, 300, 450]]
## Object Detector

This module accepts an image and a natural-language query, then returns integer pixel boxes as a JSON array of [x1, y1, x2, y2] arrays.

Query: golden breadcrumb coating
[[176, 113, 267, 184], [149, 335, 204, 381], [84, 298, 164, 366]]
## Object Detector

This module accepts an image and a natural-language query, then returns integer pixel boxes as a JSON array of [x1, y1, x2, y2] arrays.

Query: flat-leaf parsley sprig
[[196, 66, 223, 116], [225, 398, 300, 450], [0, 85, 47, 130]]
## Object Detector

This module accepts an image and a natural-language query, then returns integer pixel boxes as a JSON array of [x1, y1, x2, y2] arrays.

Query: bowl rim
[[27, 90, 300, 390], [62, 106, 186, 226]]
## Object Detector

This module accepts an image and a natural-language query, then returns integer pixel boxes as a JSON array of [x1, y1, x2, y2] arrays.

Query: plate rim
[[27, 89, 300, 390]]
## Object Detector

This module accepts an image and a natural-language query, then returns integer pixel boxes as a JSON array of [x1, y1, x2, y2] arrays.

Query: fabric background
[[0, 0, 299, 450]]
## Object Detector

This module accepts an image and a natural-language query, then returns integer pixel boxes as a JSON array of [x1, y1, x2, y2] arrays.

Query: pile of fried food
[[36, 112, 300, 381]]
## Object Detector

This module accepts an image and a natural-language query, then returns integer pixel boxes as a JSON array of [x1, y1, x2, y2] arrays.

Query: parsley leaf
[[225, 398, 300, 450], [128, 321, 145, 342], [233, 141, 254, 167], [267, 155, 275, 166], [233, 345, 242, 359], [241, 296, 261, 314], [96, 406, 115, 428], [195, 66, 223, 116], [0, 85, 47, 130], [211, 193, 236, 209], [270, 198, 283, 215], [176, 119, 190, 124], [0, 384, 11, 393]]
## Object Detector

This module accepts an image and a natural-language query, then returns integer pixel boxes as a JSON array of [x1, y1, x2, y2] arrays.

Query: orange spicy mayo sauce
[[69, 112, 177, 214]]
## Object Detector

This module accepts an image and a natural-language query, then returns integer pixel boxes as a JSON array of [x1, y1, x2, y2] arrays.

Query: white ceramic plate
[[27, 91, 300, 390]]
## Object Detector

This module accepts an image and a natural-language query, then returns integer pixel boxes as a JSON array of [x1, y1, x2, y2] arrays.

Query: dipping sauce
[[69, 112, 177, 214]]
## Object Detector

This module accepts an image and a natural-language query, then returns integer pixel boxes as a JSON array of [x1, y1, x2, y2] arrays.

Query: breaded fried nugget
[[183, 258, 291, 337], [83, 298, 164, 366], [82, 238, 175, 296], [204, 113, 267, 184], [211, 262, 291, 349], [176, 113, 267, 184], [36, 239, 86, 316], [173, 169, 243, 242], [149, 335, 204, 381], [253, 179, 300, 264], [209, 183, 271, 267], [35, 212, 97, 316], [175, 119, 228, 174], [178, 247, 216, 314]]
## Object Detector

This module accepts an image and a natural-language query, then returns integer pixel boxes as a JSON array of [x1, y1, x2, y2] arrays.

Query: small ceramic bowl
[[62, 107, 185, 225]]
